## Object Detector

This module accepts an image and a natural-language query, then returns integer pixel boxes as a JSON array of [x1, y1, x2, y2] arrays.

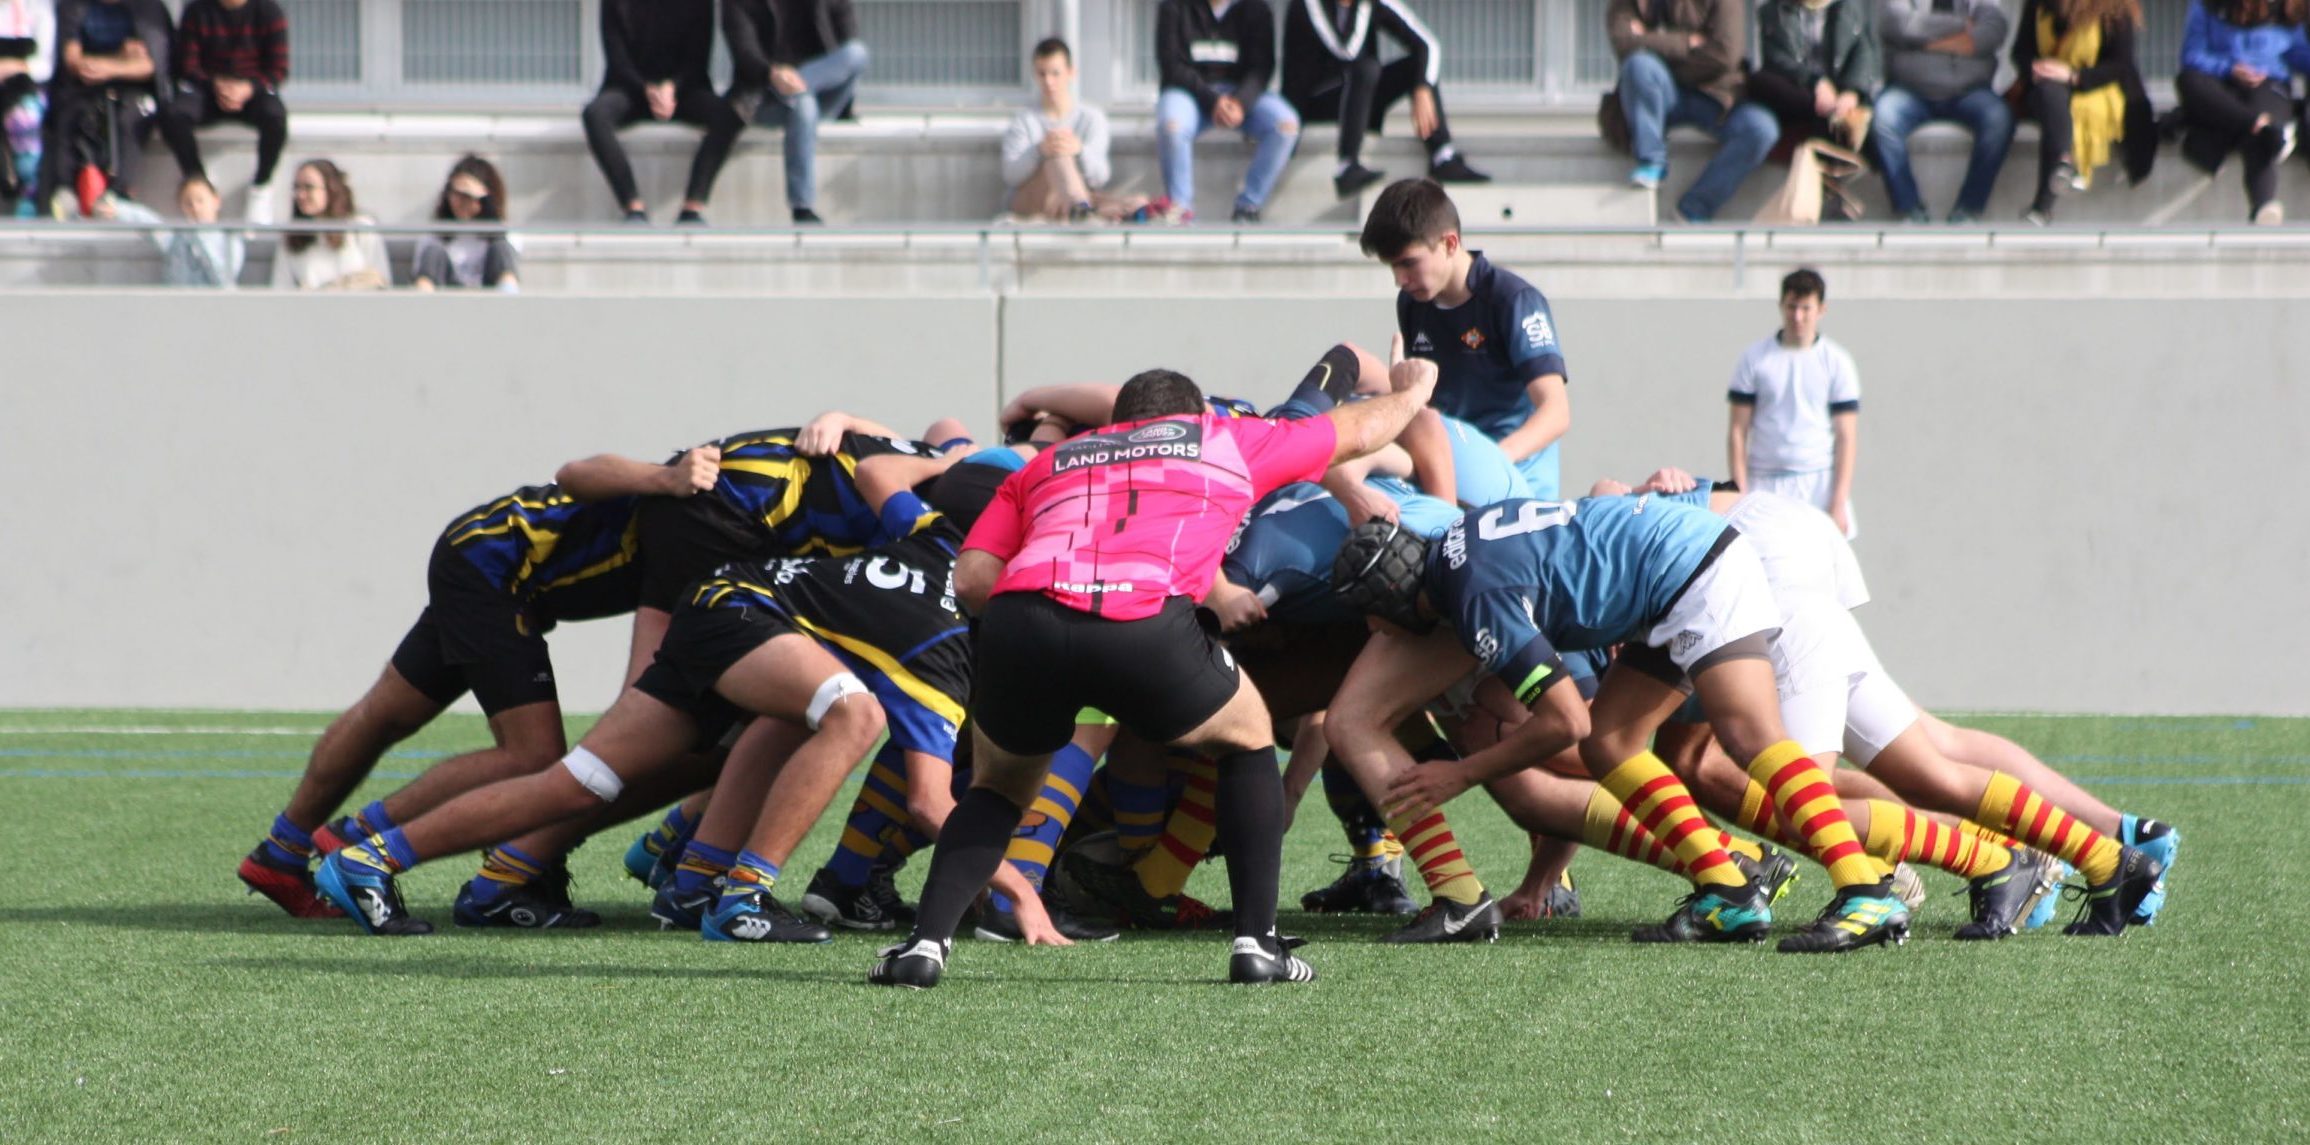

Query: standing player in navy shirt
[[1360, 178, 1571, 499]]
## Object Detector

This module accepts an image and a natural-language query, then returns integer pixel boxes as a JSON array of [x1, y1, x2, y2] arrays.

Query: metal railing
[[13, 217, 2307, 292], [263, 0, 2199, 111]]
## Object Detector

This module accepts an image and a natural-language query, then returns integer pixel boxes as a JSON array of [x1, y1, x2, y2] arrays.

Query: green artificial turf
[[1, 710, 2305, 1143]]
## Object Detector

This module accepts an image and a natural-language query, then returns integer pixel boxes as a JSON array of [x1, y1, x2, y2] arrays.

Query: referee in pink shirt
[[871, 347, 1438, 989]]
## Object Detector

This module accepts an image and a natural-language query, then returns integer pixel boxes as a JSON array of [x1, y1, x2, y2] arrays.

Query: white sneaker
[[245, 182, 276, 224], [2253, 201, 2284, 226]]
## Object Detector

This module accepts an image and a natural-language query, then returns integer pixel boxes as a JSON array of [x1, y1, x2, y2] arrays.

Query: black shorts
[[388, 540, 560, 716], [970, 593, 1240, 756], [637, 495, 777, 613], [630, 600, 793, 744]]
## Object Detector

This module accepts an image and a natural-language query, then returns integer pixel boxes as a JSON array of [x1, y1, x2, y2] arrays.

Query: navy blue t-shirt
[[1396, 252, 1568, 444]]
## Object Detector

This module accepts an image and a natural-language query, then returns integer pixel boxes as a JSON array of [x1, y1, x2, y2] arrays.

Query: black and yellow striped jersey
[[440, 486, 642, 622], [687, 516, 971, 725], [698, 429, 936, 558]]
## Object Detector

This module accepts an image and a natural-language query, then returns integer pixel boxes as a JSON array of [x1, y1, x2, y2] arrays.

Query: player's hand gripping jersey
[[965, 413, 1338, 619]]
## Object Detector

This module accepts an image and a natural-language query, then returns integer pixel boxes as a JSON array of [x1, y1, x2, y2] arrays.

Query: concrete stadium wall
[[3, 292, 2295, 715], [0, 294, 999, 713], [1006, 295, 2306, 718]]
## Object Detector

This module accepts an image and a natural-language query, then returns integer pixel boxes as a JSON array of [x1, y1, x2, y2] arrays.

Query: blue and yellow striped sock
[[353, 800, 396, 838], [671, 841, 736, 896], [1107, 770, 1169, 856], [990, 742, 1097, 913], [719, 850, 780, 905], [468, 844, 546, 904], [824, 743, 913, 889], [343, 826, 421, 874], [1319, 760, 1392, 861], [642, 804, 695, 858], [259, 813, 314, 868]]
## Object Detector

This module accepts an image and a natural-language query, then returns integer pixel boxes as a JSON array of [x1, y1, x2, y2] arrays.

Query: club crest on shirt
[[1461, 328, 1486, 351]]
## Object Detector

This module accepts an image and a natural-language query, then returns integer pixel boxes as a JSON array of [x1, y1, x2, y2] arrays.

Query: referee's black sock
[[908, 787, 1024, 945], [1213, 746, 1286, 941]]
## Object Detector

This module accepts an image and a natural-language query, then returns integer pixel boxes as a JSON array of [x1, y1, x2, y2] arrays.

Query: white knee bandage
[[806, 672, 870, 730], [559, 746, 624, 802]]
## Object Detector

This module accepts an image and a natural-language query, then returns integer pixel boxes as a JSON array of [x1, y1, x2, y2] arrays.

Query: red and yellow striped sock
[[1957, 819, 2022, 852], [1581, 785, 1688, 876], [1582, 786, 1763, 874], [1133, 756, 1218, 898], [1975, 772, 2120, 884], [1863, 799, 2012, 879], [1599, 753, 1744, 888], [1758, 783, 1896, 878], [1748, 741, 1880, 890], [1733, 779, 1803, 851], [1387, 809, 1485, 904]]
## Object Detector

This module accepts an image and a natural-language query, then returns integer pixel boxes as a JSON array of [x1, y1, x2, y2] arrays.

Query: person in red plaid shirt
[[153, 0, 285, 221]]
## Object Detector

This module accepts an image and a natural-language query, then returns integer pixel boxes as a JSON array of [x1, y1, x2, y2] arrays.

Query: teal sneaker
[[1778, 882, 1910, 953], [1632, 879, 1772, 943], [2121, 816, 2179, 925]]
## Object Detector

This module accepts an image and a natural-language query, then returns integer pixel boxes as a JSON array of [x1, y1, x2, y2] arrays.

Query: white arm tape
[[559, 745, 624, 802], [807, 672, 870, 730]]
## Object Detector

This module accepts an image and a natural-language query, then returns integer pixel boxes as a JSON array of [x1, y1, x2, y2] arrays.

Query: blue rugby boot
[[315, 848, 433, 936], [703, 886, 833, 944]]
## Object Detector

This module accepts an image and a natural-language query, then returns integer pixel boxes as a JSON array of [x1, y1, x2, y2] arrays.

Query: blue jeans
[[1870, 85, 2015, 217], [1156, 85, 1299, 213], [752, 39, 869, 210], [1616, 50, 1776, 221]]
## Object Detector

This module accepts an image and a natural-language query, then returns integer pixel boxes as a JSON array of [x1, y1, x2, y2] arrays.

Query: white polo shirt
[[1728, 330, 1861, 473]]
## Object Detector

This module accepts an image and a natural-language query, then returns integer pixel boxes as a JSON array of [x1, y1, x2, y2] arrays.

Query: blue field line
[[2047, 753, 2310, 767]]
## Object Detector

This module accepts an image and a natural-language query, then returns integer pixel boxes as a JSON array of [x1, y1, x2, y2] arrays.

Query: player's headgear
[[1331, 518, 1434, 633]]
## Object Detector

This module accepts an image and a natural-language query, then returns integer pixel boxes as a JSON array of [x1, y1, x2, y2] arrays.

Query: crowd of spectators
[[3, 0, 2310, 284]]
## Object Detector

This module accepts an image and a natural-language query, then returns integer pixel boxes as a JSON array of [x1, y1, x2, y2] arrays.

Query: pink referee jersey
[[963, 413, 1338, 620]]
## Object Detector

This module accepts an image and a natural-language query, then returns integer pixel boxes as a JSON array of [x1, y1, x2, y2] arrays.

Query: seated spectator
[[107, 174, 244, 286], [1282, 0, 1489, 200], [1000, 38, 1119, 222], [1750, 0, 1882, 153], [2175, 0, 2310, 224], [1156, 0, 1300, 223], [153, 0, 287, 222], [0, 0, 53, 213], [1873, 0, 2013, 223], [272, 158, 387, 290], [723, 0, 868, 224], [1605, 0, 1778, 221], [2012, 0, 2156, 224], [412, 154, 518, 292], [39, 0, 172, 217], [580, 0, 740, 225]]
